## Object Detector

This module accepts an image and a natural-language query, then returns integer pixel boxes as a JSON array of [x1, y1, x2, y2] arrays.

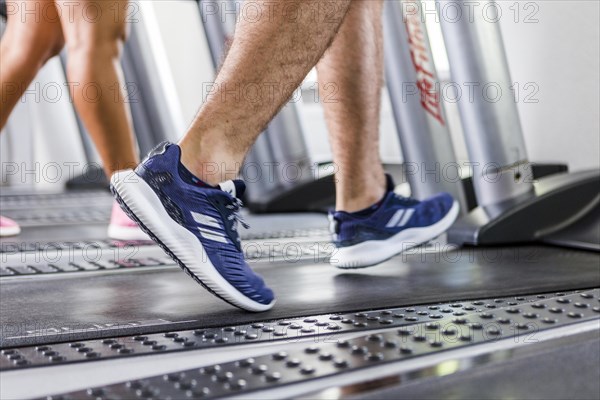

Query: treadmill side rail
[[448, 169, 600, 246]]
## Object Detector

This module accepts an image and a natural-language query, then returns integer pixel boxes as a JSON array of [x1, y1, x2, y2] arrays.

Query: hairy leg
[[0, 0, 64, 128], [57, 0, 138, 177], [317, 0, 386, 212], [179, 0, 352, 184]]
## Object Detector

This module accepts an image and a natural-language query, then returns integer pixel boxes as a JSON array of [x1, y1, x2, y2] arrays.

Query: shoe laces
[[225, 198, 249, 241]]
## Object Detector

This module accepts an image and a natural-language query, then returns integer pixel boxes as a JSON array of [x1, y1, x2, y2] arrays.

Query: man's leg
[[58, 0, 138, 177], [318, 1, 458, 269], [317, 0, 386, 212], [179, 0, 352, 184], [111, 0, 354, 311], [0, 0, 64, 128]]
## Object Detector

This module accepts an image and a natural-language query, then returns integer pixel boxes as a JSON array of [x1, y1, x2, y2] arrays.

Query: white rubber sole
[[107, 224, 150, 241], [110, 170, 275, 312], [330, 201, 460, 269], [0, 225, 21, 237]]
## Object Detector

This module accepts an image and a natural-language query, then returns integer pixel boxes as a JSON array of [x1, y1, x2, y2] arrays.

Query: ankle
[[178, 137, 243, 185], [336, 184, 387, 213], [336, 194, 384, 213]]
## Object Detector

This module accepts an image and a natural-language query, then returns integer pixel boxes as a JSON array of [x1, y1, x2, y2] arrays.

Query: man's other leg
[[320, 1, 458, 269], [317, 0, 386, 213]]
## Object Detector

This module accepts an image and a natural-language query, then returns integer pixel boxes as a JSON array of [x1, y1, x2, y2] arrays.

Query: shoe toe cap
[[429, 192, 454, 212], [228, 262, 275, 306], [247, 272, 275, 305], [422, 192, 455, 221]]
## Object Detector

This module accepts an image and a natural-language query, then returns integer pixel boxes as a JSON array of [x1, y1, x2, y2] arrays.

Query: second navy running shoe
[[329, 175, 459, 268], [110, 142, 275, 312]]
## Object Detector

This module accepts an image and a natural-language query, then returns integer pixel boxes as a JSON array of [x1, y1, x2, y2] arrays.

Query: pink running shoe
[[107, 202, 149, 241], [0, 216, 21, 237]]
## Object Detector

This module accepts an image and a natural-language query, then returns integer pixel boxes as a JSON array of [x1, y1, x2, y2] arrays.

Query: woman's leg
[[0, 0, 64, 128], [56, 0, 138, 177], [0, 0, 64, 237], [56, 0, 145, 240]]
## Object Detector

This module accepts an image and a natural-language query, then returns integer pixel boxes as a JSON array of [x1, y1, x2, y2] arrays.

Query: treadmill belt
[[0, 213, 329, 247], [0, 190, 112, 210], [0, 208, 110, 227], [0, 223, 113, 244], [1, 245, 598, 347], [0, 190, 113, 227], [0, 238, 154, 255], [0, 238, 333, 277]]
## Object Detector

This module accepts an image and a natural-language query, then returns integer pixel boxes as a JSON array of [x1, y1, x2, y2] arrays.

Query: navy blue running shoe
[[110, 142, 275, 312], [329, 175, 459, 268]]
